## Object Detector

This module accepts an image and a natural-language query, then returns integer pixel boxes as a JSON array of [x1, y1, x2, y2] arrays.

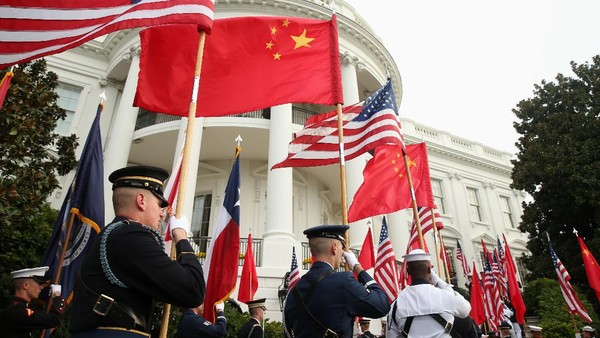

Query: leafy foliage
[[0, 59, 78, 305], [511, 55, 600, 312], [523, 278, 599, 338]]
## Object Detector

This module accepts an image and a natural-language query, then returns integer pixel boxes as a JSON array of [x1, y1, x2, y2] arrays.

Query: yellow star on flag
[[265, 41, 274, 50], [282, 19, 290, 27], [270, 26, 277, 35], [273, 52, 281, 60], [291, 29, 315, 49]]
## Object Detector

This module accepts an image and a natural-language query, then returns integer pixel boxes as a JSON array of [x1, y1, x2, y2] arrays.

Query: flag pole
[[403, 153, 425, 249], [433, 215, 451, 283], [431, 212, 443, 277], [159, 30, 207, 338], [335, 102, 352, 271]]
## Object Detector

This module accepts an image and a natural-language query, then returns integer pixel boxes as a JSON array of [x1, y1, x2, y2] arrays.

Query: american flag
[[288, 247, 301, 291], [549, 238, 592, 322], [493, 249, 508, 298], [481, 241, 502, 332], [272, 79, 404, 169], [374, 217, 399, 303], [0, 0, 215, 69], [407, 207, 443, 250], [456, 239, 471, 277]]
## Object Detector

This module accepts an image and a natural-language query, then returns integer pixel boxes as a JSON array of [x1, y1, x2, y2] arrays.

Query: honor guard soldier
[[582, 325, 597, 338], [177, 301, 227, 338], [528, 325, 543, 338], [387, 249, 471, 338], [0, 266, 65, 338], [284, 225, 390, 338], [68, 166, 206, 337], [498, 321, 512, 338], [358, 319, 377, 338], [238, 298, 266, 338]]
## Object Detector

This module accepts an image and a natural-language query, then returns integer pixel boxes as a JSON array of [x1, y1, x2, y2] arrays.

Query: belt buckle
[[445, 321, 453, 332], [323, 329, 338, 338], [93, 294, 115, 316]]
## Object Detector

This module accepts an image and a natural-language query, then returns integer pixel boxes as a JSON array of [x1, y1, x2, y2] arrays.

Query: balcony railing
[[135, 107, 319, 130], [301, 242, 359, 272], [188, 236, 263, 267]]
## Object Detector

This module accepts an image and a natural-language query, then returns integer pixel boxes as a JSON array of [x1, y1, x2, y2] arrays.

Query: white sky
[[343, 0, 600, 154]]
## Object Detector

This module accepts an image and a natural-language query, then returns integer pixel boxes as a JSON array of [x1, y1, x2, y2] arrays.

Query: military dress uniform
[[284, 225, 390, 338], [359, 330, 378, 338], [177, 308, 227, 338], [387, 250, 471, 338], [238, 299, 266, 338], [0, 267, 65, 338], [68, 166, 206, 337]]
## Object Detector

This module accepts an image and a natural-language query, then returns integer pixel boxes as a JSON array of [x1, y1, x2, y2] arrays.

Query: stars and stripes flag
[[0, 0, 215, 69], [493, 249, 508, 298], [481, 240, 502, 332], [407, 207, 443, 250], [203, 147, 241, 322], [548, 236, 592, 322], [288, 247, 301, 291], [272, 79, 404, 169], [374, 216, 400, 303], [456, 240, 471, 277]]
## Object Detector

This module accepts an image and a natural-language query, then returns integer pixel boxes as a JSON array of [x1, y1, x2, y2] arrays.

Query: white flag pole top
[[573, 228, 579, 236], [99, 91, 107, 104], [235, 134, 243, 147]]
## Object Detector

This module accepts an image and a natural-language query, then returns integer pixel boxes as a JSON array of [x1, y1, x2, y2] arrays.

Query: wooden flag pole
[[403, 153, 425, 249], [159, 31, 206, 338], [334, 102, 352, 272], [431, 213, 443, 277]]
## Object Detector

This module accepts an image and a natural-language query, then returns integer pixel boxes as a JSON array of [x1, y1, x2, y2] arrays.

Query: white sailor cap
[[529, 325, 542, 332], [402, 249, 431, 262], [582, 326, 595, 332], [10, 266, 50, 284]]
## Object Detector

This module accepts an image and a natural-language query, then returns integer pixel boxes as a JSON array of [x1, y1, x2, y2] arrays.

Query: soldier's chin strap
[[288, 269, 338, 337]]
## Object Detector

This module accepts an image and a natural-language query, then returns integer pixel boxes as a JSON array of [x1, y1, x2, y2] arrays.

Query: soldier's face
[[143, 192, 165, 229]]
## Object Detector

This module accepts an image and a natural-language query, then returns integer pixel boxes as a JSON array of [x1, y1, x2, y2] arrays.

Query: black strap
[[402, 316, 414, 337], [291, 269, 338, 337], [77, 273, 146, 330]]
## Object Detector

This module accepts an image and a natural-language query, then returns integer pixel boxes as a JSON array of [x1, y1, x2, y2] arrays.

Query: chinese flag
[[358, 227, 375, 270], [134, 16, 343, 117], [578, 236, 600, 302], [347, 143, 435, 222], [469, 263, 485, 325], [238, 233, 258, 303], [503, 234, 526, 324]]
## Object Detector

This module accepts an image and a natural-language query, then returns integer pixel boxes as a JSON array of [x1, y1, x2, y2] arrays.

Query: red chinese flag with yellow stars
[[578, 236, 600, 302], [134, 16, 343, 117], [347, 143, 435, 222]]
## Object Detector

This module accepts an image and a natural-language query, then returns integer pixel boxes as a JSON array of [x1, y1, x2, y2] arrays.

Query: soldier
[[358, 318, 377, 338], [68, 166, 206, 337], [0, 266, 65, 338], [387, 249, 471, 337], [499, 321, 512, 338], [284, 224, 390, 337], [529, 325, 543, 338], [238, 298, 266, 338], [582, 325, 597, 338], [177, 301, 227, 338]]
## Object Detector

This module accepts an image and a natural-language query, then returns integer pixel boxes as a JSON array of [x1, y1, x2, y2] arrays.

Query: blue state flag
[[41, 99, 105, 303]]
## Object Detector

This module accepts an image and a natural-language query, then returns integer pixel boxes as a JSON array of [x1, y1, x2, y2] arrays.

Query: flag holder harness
[[75, 220, 163, 332], [288, 269, 338, 337]]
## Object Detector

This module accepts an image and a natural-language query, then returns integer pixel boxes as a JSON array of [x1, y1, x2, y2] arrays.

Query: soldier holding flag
[[68, 166, 205, 337]]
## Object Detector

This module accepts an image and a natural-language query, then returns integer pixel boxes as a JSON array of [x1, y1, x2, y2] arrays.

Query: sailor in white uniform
[[387, 249, 471, 338]]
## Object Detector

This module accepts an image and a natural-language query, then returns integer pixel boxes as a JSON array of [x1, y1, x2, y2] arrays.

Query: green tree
[[0, 60, 78, 304], [523, 278, 599, 338], [511, 55, 600, 311]]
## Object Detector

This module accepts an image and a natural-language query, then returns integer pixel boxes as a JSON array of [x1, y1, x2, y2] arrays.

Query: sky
[[343, 0, 600, 154]]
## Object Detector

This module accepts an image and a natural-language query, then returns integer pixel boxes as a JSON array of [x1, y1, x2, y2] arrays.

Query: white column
[[263, 103, 294, 268], [341, 53, 369, 250], [171, 117, 204, 221], [386, 210, 410, 256], [103, 47, 141, 221]]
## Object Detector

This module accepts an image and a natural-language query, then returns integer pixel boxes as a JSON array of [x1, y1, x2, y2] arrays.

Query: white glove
[[215, 302, 225, 312], [50, 284, 62, 296], [342, 251, 360, 270], [430, 269, 451, 290], [170, 215, 191, 237]]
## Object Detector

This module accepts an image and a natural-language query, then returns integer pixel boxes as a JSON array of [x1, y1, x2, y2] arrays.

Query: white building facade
[[44, 0, 528, 325]]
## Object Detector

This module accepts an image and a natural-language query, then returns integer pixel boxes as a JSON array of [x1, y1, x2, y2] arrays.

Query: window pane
[[467, 188, 482, 221], [431, 179, 445, 213], [55, 83, 81, 135], [500, 196, 515, 228]]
